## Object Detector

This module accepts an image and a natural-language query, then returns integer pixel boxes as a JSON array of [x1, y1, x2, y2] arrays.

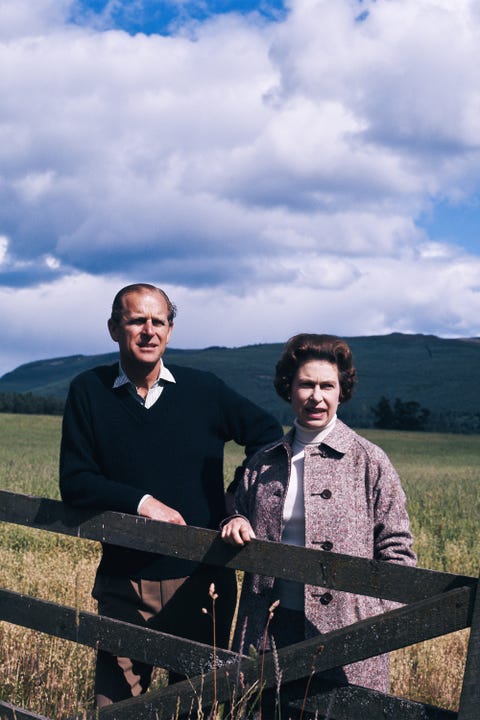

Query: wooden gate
[[0, 490, 478, 720]]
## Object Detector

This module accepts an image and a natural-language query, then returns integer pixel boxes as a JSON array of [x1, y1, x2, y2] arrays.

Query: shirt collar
[[112, 361, 176, 389], [265, 418, 353, 456]]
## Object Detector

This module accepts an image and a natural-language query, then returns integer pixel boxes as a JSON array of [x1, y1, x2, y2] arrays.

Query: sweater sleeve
[[59, 376, 146, 514], [217, 379, 283, 495]]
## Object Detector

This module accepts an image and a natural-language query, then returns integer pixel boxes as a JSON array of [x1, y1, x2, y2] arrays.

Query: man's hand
[[138, 496, 186, 525], [221, 517, 256, 546]]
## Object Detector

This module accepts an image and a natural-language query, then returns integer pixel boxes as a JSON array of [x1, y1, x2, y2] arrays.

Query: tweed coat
[[231, 419, 416, 691]]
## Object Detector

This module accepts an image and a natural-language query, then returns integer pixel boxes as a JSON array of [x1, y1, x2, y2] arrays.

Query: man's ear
[[107, 318, 118, 342]]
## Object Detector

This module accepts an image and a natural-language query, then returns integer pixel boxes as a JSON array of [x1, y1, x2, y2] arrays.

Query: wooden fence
[[0, 489, 478, 720]]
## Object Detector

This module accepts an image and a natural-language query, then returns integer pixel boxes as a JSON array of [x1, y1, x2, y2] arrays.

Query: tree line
[[1, 390, 478, 433], [371, 396, 430, 431], [369, 396, 480, 434], [0, 392, 64, 415]]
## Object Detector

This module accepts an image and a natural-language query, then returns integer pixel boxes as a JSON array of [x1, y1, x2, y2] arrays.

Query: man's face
[[108, 289, 173, 374]]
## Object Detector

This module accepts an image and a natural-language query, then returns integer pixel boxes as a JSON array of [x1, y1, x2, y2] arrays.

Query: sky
[[1, 0, 480, 377]]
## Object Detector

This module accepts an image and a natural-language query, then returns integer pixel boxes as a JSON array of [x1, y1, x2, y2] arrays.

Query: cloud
[[0, 0, 71, 39], [0, 0, 480, 373], [1, 240, 479, 377]]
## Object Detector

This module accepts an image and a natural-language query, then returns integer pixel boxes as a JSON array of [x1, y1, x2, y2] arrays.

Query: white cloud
[[14, 171, 56, 204], [418, 241, 458, 260], [0, 0, 70, 39], [0, 0, 480, 373], [1, 245, 479, 377], [0, 235, 8, 264], [44, 254, 61, 269]]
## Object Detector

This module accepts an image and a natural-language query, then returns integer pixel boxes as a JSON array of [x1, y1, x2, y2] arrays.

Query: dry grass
[[0, 535, 99, 718], [1, 416, 479, 717], [390, 630, 469, 711], [362, 428, 479, 712]]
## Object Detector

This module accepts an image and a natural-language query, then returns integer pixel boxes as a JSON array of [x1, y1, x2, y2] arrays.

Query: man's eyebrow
[[125, 313, 166, 322]]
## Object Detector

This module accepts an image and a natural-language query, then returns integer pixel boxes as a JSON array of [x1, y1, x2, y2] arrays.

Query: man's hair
[[274, 333, 357, 403], [110, 284, 177, 324]]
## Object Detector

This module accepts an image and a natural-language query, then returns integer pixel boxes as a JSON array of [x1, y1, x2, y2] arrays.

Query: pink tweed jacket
[[231, 419, 416, 692]]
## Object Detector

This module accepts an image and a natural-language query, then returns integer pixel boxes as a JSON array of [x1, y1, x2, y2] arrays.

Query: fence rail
[[0, 489, 479, 720]]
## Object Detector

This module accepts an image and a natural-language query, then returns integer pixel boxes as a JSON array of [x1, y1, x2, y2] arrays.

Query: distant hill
[[1, 333, 479, 432]]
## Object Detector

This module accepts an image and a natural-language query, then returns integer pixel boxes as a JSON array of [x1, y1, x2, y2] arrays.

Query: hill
[[0, 333, 479, 432]]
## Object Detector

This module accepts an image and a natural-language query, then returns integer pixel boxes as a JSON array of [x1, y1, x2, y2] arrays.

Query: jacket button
[[320, 489, 332, 499], [321, 541, 333, 551], [320, 592, 333, 605]]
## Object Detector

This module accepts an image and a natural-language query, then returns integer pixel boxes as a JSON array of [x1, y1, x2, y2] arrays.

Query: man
[[59, 283, 282, 707]]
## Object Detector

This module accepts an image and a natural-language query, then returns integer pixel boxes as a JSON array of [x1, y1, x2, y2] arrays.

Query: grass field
[[0, 413, 479, 718]]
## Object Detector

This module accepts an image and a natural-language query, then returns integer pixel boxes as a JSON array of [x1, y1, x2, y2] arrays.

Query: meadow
[[0, 413, 479, 718]]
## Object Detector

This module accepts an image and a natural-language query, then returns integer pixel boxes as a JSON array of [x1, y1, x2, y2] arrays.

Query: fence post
[[457, 568, 480, 719]]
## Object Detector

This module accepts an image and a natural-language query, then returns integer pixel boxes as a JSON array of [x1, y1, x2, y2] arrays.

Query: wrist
[[219, 513, 248, 529], [137, 494, 152, 514]]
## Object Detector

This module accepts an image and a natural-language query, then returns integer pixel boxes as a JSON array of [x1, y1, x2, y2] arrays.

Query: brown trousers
[[93, 565, 237, 707]]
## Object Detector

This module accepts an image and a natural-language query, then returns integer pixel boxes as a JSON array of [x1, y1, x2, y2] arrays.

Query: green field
[[0, 414, 479, 718]]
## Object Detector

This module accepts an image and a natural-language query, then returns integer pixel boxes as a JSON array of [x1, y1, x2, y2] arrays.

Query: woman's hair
[[274, 333, 357, 403]]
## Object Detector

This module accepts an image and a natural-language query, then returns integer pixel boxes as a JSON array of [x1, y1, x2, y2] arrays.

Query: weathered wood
[[0, 702, 52, 720], [283, 681, 457, 720], [271, 587, 473, 681], [1, 490, 476, 720], [0, 491, 476, 604], [457, 569, 480, 720], [0, 588, 237, 675], [98, 586, 474, 719], [2, 581, 470, 719]]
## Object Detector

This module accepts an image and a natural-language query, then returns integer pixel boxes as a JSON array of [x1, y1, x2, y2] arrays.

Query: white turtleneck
[[276, 415, 337, 611]]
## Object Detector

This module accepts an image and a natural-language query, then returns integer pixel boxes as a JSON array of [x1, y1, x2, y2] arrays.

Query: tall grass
[[360, 429, 480, 709], [1, 414, 479, 717], [0, 414, 98, 717]]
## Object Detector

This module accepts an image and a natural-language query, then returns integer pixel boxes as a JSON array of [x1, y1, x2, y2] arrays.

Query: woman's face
[[291, 359, 341, 430]]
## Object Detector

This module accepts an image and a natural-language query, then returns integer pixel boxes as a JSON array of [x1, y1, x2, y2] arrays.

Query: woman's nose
[[311, 385, 323, 402]]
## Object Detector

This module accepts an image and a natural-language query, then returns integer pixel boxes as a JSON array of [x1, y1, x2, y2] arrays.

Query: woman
[[221, 333, 416, 692]]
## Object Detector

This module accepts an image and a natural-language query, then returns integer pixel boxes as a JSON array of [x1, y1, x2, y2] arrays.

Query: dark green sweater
[[60, 363, 282, 578]]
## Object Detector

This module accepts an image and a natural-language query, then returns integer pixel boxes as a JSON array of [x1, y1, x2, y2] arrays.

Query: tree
[[0, 392, 64, 415], [371, 396, 430, 431]]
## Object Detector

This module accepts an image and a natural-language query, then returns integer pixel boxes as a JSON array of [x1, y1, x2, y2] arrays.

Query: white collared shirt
[[113, 361, 176, 409]]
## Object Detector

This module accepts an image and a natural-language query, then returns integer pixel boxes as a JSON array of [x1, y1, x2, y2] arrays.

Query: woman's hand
[[221, 517, 256, 546]]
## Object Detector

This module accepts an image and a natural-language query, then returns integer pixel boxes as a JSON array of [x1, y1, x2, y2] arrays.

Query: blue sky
[[70, 0, 288, 34], [418, 199, 480, 255], [0, 0, 479, 376]]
